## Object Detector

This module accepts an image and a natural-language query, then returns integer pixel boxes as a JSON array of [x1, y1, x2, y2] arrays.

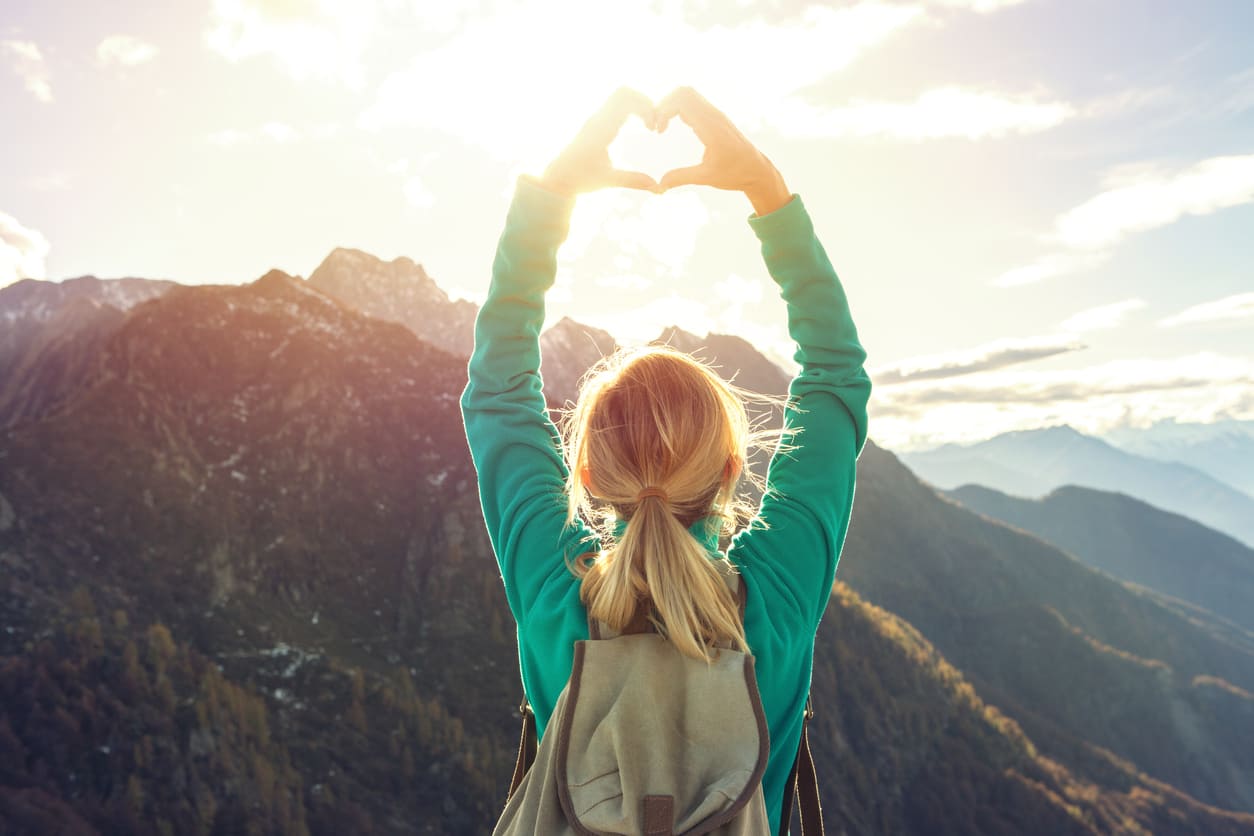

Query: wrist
[[746, 177, 791, 217]]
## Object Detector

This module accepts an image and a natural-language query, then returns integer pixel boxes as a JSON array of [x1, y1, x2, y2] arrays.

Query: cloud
[[1055, 154, 1254, 250], [595, 274, 653, 291], [1159, 292, 1254, 328], [207, 121, 337, 145], [992, 251, 1109, 287], [2, 40, 52, 102], [872, 334, 1085, 384], [994, 153, 1254, 287], [403, 175, 434, 210], [26, 171, 72, 192], [553, 188, 712, 278], [927, 0, 1029, 10], [870, 353, 1254, 450], [96, 35, 159, 67], [205, 0, 376, 88], [362, 2, 922, 161], [772, 86, 1075, 141], [1060, 298, 1146, 332], [0, 212, 51, 287]]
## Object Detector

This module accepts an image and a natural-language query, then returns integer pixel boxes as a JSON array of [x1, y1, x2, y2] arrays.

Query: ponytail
[[579, 494, 748, 663]]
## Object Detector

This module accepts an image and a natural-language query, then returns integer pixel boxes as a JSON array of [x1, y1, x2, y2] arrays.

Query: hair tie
[[635, 486, 669, 504]]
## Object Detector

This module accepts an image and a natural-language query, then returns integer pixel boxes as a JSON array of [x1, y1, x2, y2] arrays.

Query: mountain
[[538, 316, 617, 407], [653, 325, 792, 396], [839, 442, 1254, 813], [1, 267, 499, 833], [3, 261, 1253, 831], [901, 425, 1254, 548], [304, 249, 628, 411], [946, 483, 1254, 634], [1104, 420, 1254, 499], [0, 275, 176, 429], [306, 247, 478, 358]]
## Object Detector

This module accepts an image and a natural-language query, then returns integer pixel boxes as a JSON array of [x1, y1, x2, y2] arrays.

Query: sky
[[2, 0, 1252, 451]]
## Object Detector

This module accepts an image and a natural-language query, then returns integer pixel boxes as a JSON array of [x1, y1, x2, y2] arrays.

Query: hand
[[539, 87, 662, 197], [653, 86, 791, 215]]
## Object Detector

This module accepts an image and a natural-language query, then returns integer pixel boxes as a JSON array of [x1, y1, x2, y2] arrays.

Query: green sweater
[[461, 173, 871, 834]]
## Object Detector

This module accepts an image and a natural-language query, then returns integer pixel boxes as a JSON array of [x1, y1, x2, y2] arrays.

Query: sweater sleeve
[[728, 193, 872, 633], [460, 174, 600, 625]]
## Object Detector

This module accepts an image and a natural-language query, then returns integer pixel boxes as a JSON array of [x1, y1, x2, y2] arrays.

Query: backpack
[[495, 565, 824, 835]]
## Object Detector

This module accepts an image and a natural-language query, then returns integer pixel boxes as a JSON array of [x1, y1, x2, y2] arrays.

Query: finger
[[654, 86, 723, 142], [658, 164, 713, 191], [604, 169, 660, 192], [585, 87, 655, 144]]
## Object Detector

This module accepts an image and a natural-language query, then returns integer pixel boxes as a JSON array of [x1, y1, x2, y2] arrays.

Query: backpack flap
[[554, 635, 769, 833]]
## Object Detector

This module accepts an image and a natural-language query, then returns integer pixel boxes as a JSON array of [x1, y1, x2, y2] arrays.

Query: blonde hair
[[560, 344, 782, 663]]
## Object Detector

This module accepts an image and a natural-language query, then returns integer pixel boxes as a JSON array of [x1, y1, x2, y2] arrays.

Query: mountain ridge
[[902, 424, 1254, 547]]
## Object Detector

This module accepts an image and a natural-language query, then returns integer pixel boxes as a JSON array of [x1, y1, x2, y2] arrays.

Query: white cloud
[[207, 121, 337, 146], [260, 121, 299, 142], [2, 40, 52, 102], [554, 187, 711, 279], [208, 128, 249, 146], [992, 251, 1108, 287], [1159, 292, 1254, 328], [205, 0, 376, 88], [26, 171, 72, 192], [603, 191, 710, 276], [871, 353, 1254, 450], [1060, 298, 1147, 332], [772, 86, 1074, 141], [872, 333, 1085, 384], [595, 274, 653, 291], [1055, 154, 1254, 251], [0, 212, 51, 287], [362, 1, 921, 161], [403, 175, 434, 209], [927, 0, 1028, 10], [996, 154, 1254, 288], [96, 35, 159, 67]]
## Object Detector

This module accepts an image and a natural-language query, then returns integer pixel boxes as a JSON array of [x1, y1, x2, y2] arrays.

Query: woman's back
[[460, 86, 871, 834]]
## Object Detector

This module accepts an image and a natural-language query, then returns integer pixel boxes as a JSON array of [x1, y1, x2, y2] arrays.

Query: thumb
[[605, 169, 660, 192], [658, 164, 711, 192]]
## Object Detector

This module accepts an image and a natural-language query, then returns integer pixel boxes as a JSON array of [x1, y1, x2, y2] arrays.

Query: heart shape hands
[[539, 86, 790, 215]]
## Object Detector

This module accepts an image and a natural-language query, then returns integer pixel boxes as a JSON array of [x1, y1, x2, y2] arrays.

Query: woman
[[460, 86, 871, 834]]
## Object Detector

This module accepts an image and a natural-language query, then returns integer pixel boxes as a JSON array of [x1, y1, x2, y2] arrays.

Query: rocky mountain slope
[[947, 483, 1254, 634], [0, 275, 175, 430]]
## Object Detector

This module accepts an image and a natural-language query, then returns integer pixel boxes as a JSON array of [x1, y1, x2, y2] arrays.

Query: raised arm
[[654, 86, 872, 632], [460, 89, 661, 624], [736, 193, 871, 630]]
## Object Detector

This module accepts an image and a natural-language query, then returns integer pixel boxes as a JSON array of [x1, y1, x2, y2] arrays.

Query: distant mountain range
[[901, 425, 1254, 548], [1, 259, 1252, 833], [1103, 419, 1254, 499], [947, 483, 1254, 634]]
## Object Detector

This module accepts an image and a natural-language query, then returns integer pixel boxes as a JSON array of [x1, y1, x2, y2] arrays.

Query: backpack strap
[[777, 696, 824, 835], [506, 696, 535, 803]]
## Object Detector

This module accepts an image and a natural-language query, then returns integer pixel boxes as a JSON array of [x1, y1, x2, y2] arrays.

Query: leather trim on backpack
[[554, 642, 594, 836]]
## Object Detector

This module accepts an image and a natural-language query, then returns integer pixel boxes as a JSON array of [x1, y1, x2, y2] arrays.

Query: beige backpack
[[495, 567, 823, 835]]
